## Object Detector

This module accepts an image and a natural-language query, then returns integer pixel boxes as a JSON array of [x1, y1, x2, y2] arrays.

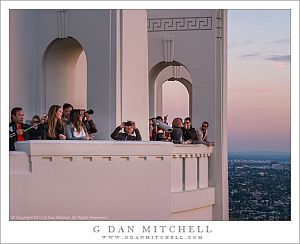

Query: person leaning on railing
[[81, 109, 97, 139], [44, 105, 66, 140], [28, 114, 48, 140], [9, 107, 30, 151], [65, 109, 91, 140], [182, 117, 197, 144], [195, 121, 215, 146], [111, 121, 142, 141], [170, 117, 184, 144]]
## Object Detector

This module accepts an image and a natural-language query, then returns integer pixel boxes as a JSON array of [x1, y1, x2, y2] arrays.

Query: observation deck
[[10, 141, 214, 220]]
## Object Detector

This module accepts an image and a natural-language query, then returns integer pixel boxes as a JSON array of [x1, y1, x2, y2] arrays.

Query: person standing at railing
[[28, 114, 48, 140], [62, 103, 97, 138], [182, 117, 197, 144], [171, 117, 184, 144], [65, 109, 91, 140], [81, 109, 98, 139], [9, 107, 30, 151], [151, 116, 168, 141], [111, 121, 142, 141], [149, 117, 155, 140], [44, 105, 66, 140], [196, 121, 215, 146], [62, 103, 73, 125]]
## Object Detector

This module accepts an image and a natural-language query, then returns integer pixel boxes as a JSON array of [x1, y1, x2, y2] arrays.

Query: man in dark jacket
[[9, 107, 30, 151], [111, 121, 142, 141], [182, 117, 197, 143]]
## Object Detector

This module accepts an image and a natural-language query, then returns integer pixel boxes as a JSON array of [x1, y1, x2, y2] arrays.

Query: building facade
[[9, 9, 228, 220]]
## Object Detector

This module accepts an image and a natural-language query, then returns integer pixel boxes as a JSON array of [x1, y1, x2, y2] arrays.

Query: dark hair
[[184, 117, 191, 122], [11, 107, 23, 116], [125, 121, 133, 127], [202, 121, 209, 126], [155, 116, 163, 121], [172, 118, 183, 128], [63, 103, 73, 110], [32, 115, 41, 122], [69, 109, 83, 132], [11, 107, 23, 121]]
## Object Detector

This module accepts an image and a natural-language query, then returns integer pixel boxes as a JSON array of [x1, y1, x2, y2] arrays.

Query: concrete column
[[120, 10, 149, 140], [209, 9, 228, 220]]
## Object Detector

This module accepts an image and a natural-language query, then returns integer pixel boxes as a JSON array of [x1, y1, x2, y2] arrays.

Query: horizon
[[228, 150, 291, 154]]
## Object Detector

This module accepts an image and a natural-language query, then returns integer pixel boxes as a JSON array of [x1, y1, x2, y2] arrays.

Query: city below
[[228, 152, 291, 221]]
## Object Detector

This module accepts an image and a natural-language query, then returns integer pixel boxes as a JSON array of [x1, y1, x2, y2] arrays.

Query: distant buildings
[[228, 159, 291, 221]]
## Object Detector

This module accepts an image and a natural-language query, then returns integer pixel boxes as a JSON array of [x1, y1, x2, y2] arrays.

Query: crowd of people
[[9, 104, 98, 151], [149, 116, 215, 146], [9, 105, 214, 151]]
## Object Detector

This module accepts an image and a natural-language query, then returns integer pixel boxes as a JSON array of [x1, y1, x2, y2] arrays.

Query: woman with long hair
[[65, 109, 90, 140], [171, 117, 183, 144], [45, 105, 66, 140]]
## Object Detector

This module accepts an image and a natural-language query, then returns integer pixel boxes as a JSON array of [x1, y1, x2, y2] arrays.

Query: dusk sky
[[163, 10, 291, 153], [228, 10, 290, 152]]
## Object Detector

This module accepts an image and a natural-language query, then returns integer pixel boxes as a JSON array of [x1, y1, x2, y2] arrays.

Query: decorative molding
[[173, 65, 180, 79], [215, 11, 222, 39], [163, 36, 175, 62], [148, 17, 212, 32], [57, 10, 68, 38]]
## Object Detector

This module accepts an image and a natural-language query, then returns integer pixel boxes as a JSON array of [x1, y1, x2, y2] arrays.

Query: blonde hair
[[47, 105, 61, 138]]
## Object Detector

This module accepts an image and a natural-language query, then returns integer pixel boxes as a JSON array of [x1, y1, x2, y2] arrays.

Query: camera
[[84, 109, 94, 115], [82, 109, 94, 122]]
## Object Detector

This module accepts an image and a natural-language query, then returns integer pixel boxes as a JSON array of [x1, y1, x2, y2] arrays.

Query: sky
[[227, 10, 291, 152], [163, 81, 189, 121], [163, 10, 291, 153]]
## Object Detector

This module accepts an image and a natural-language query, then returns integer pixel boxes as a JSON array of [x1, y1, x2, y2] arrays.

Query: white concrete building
[[9, 9, 228, 220]]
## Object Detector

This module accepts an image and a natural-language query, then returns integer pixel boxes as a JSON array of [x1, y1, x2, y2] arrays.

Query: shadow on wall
[[42, 37, 87, 111]]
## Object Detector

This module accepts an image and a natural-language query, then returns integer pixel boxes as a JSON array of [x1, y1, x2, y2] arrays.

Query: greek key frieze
[[147, 17, 212, 32]]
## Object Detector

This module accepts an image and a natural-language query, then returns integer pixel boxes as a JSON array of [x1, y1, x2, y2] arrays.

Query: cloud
[[228, 40, 254, 48], [265, 55, 290, 62], [269, 39, 290, 44], [228, 88, 272, 93], [239, 53, 261, 59]]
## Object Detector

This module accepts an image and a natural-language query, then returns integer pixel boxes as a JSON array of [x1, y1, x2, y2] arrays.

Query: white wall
[[74, 51, 87, 109], [147, 9, 228, 220], [9, 9, 227, 220], [120, 10, 149, 140], [9, 10, 150, 140], [9, 10, 39, 118], [44, 38, 87, 109], [10, 141, 173, 220], [10, 141, 214, 220], [147, 9, 217, 130]]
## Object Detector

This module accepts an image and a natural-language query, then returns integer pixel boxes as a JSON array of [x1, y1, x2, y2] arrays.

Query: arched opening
[[149, 61, 192, 120], [162, 80, 189, 123], [42, 37, 87, 111]]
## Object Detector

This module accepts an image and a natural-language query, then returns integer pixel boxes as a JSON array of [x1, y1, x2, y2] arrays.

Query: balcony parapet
[[10, 140, 214, 220], [171, 144, 213, 192]]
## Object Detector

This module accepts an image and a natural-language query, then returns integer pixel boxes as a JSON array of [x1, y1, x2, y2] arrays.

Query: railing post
[[198, 155, 209, 188], [184, 155, 197, 191], [171, 155, 183, 192], [171, 145, 213, 192]]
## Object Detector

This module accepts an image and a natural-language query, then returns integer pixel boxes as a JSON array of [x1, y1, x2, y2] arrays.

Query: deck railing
[[10, 140, 214, 220]]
